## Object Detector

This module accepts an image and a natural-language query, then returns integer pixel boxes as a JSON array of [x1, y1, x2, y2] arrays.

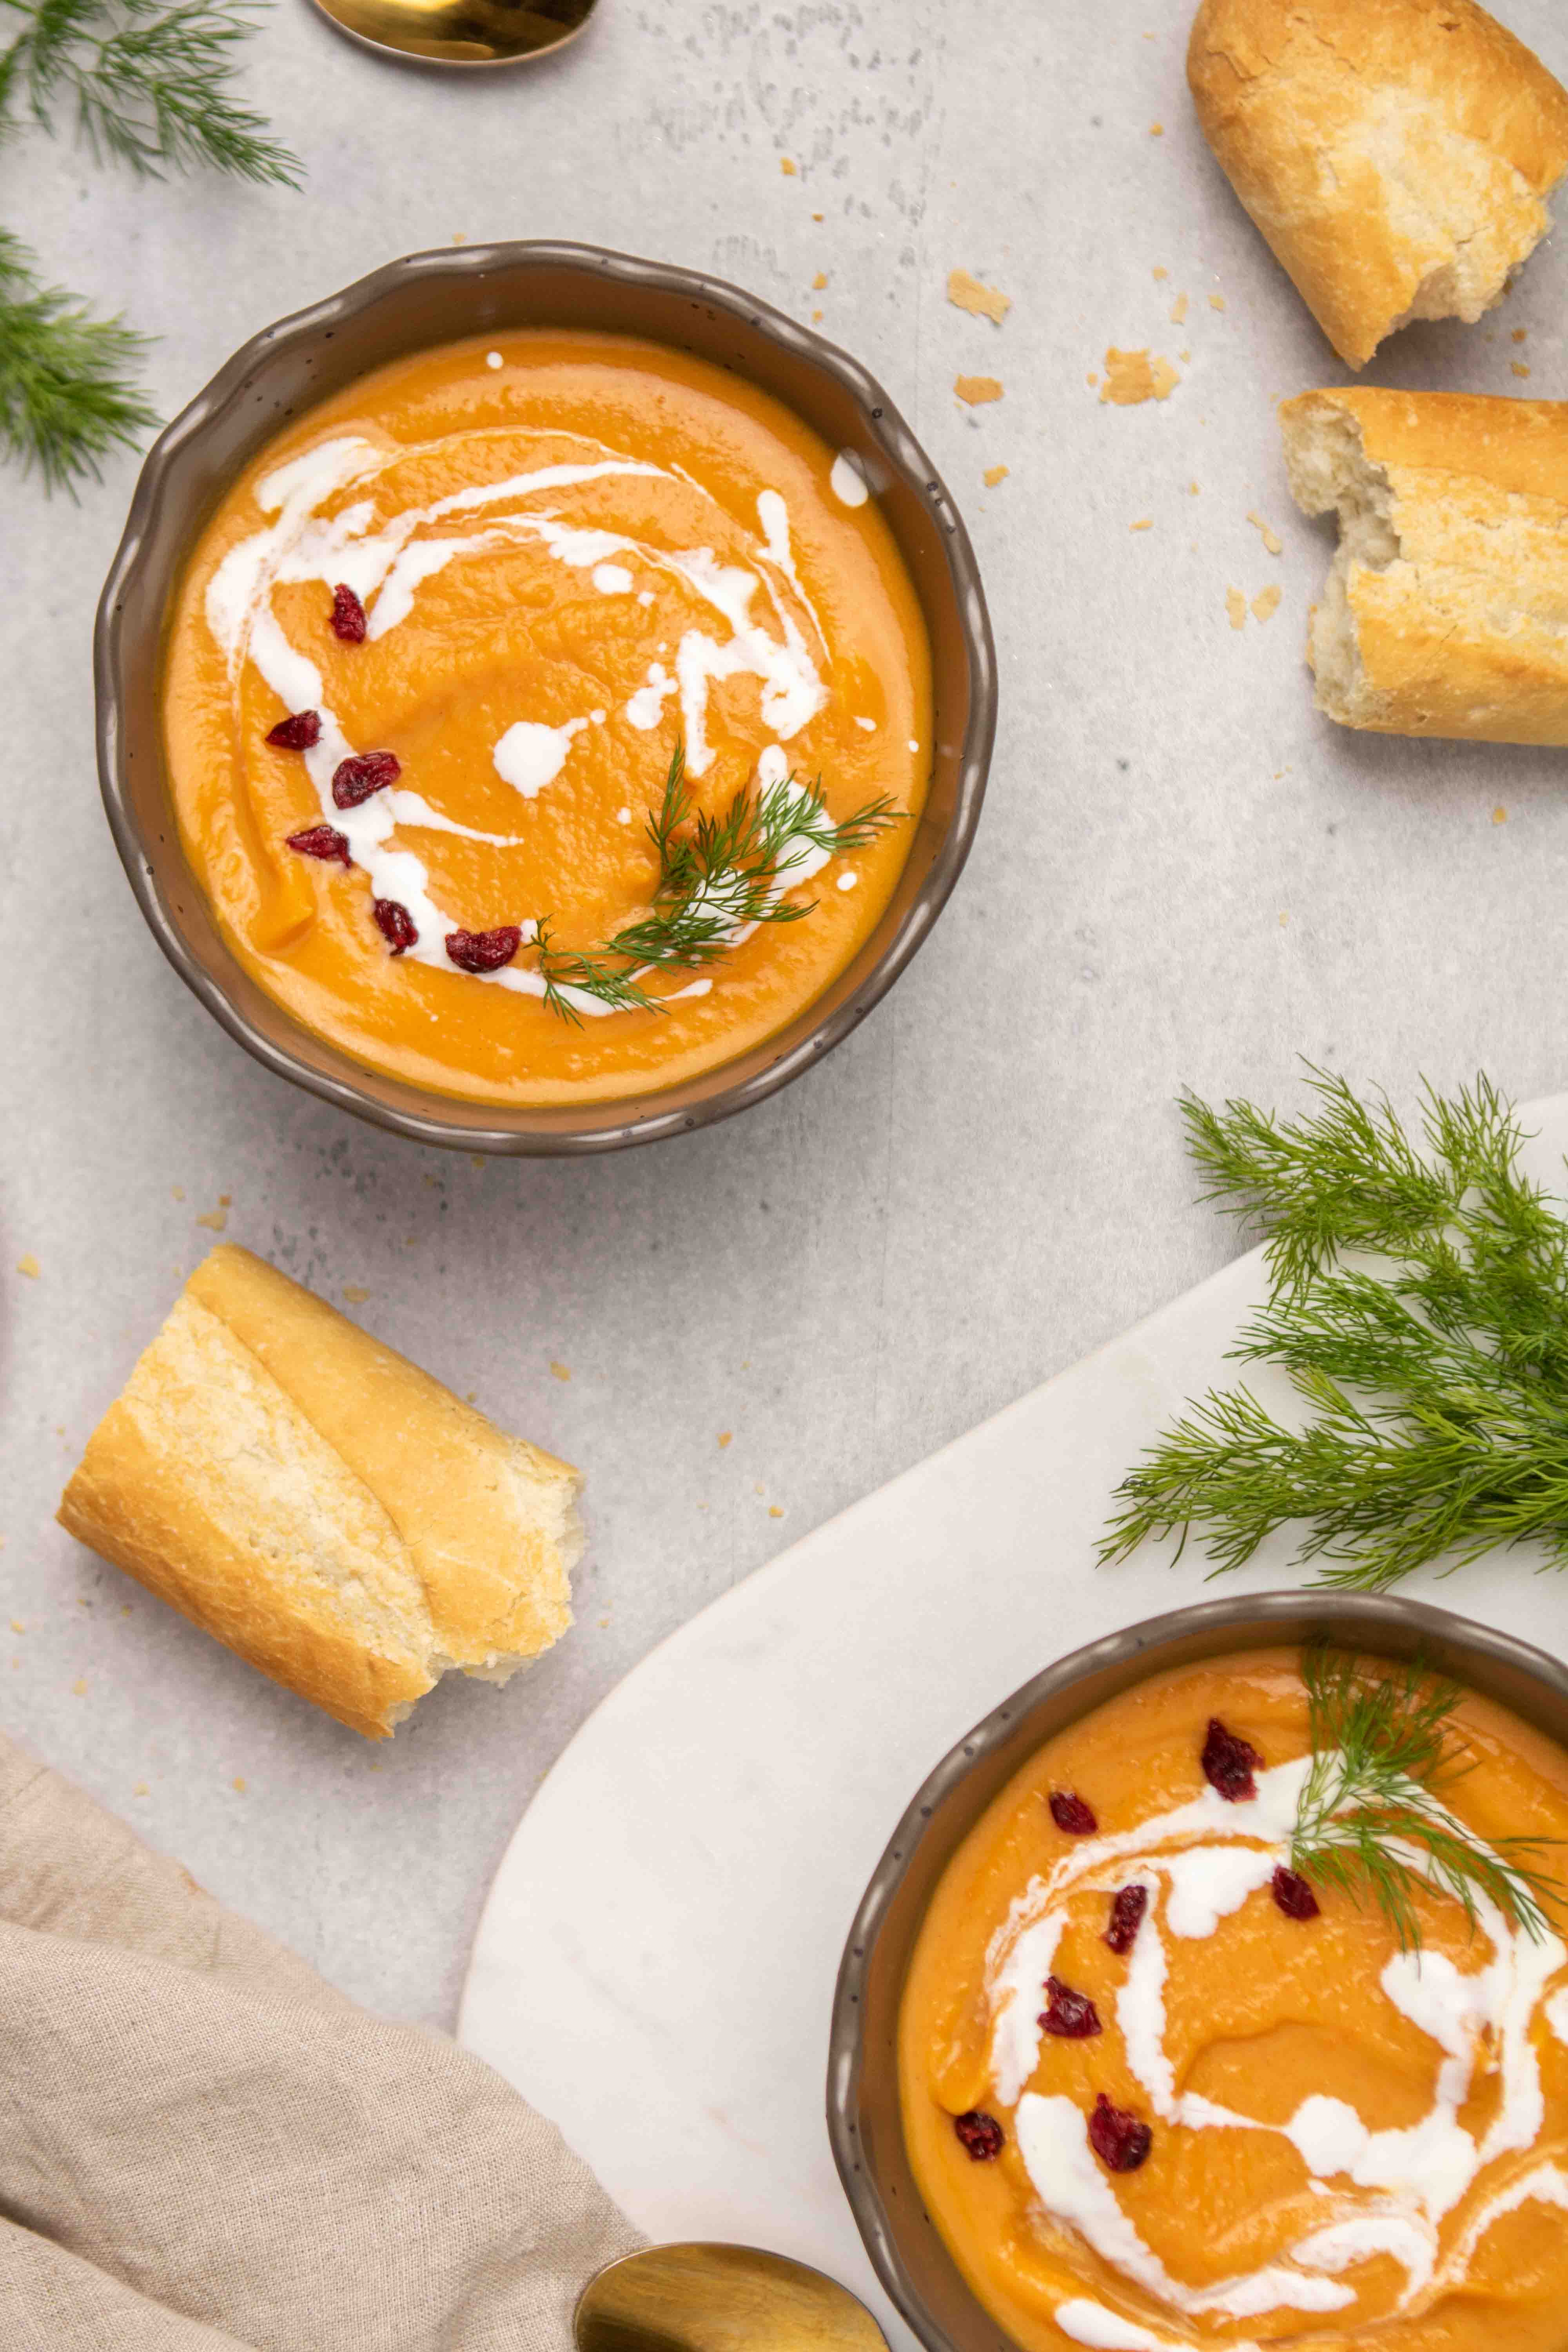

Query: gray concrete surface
[[5, 0, 1568, 2031]]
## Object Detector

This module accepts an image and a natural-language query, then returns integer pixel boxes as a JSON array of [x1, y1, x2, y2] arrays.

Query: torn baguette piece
[[1281, 387, 1568, 743], [58, 1246, 582, 1739], [1189, 0, 1568, 367]]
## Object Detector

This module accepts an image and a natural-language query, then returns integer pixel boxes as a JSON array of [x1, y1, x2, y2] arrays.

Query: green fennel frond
[[1290, 1644, 1558, 1949], [532, 742, 902, 1023], [0, 0, 301, 182], [1100, 1067, 1568, 1588], [0, 225, 155, 487]]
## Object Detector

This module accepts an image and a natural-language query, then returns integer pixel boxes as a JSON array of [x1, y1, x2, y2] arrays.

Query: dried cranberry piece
[[372, 898, 418, 956], [1049, 1790, 1098, 1836], [285, 824, 352, 869], [1272, 1866, 1321, 1921], [1201, 1717, 1263, 1803], [332, 751, 401, 809], [266, 709, 322, 750], [953, 2111, 1004, 2161], [445, 924, 521, 975], [1104, 1885, 1149, 1955], [1040, 1976, 1102, 2039], [1088, 2094, 1152, 2174], [330, 583, 368, 642]]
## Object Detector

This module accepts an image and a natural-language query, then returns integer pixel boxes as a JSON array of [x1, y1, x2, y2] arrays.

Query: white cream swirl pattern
[[978, 1760, 1568, 2345], [203, 430, 837, 1014]]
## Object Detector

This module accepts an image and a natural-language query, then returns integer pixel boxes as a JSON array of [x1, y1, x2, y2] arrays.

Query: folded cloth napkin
[[0, 1733, 641, 2350]]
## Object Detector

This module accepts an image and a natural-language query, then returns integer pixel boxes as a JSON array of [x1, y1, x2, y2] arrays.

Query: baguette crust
[[1281, 387, 1568, 743], [58, 1247, 583, 1738], [1189, 0, 1568, 366]]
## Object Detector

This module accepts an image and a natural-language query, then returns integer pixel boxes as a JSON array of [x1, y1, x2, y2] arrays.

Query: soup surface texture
[[163, 330, 931, 1105], [899, 1648, 1568, 2350]]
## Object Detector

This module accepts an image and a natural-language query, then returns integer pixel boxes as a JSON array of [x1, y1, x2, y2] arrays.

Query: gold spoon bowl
[[575, 2242, 891, 2351], [307, 0, 595, 69]]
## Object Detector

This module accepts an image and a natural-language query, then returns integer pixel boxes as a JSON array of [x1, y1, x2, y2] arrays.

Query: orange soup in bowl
[[899, 1648, 1568, 2350], [162, 330, 931, 1107]]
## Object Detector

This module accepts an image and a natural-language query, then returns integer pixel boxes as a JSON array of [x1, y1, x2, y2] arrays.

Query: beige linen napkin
[[0, 1733, 641, 2350]]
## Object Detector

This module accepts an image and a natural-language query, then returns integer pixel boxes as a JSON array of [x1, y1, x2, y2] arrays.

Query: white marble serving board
[[459, 1095, 1568, 2350]]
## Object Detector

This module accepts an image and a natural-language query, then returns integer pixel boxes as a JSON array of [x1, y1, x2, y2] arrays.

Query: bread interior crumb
[[1283, 405, 1397, 717]]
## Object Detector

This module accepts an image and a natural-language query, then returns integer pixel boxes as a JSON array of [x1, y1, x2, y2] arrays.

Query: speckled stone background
[[5, 0, 1568, 2034]]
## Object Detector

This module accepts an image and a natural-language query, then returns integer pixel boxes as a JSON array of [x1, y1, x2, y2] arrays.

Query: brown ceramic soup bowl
[[95, 240, 995, 1155], [826, 1588, 1568, 2352]]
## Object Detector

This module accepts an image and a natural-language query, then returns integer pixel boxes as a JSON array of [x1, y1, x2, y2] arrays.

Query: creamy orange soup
[[899, 1649, 1568, 2350], [163, 330, 931, 1106]]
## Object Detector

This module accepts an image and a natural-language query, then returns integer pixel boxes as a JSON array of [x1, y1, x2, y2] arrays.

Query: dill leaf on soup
[[1099, 1067, 1568, 1589], [532, 741, 902, 1024], [1290, 1643, 1558, 1949]]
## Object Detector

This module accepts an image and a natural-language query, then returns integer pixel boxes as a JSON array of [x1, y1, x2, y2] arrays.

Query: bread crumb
[[1209, 292, 1226, 311], [947, 267, 1010, 324], [232, 1776, 247, 1794], [1130, 517, 1153, 531], [1169, 292, 1188, 324], [16, 1252, 39, 1279], [1151, 265, 1167, 280], [1494, 805, 1508, 825], [1252, 584, 1282, 622], [955, 373, 1004, 405], [219, 1193, 232, 1208], [1099, 348, 1180, 404], [9, 1620, 23, 1635], [780, 156, 797, 175], [72, 1678, 87, 1697], [811, 309, 823, 322], [1513, 328, 1529, 343], [341, 1285, 369, 1305], [1087, 372, 1100, 387], [812, 210, 824, 221], [452, 232, 467, 245], [812, 270, 828, 290], [754, 1481, 766, 1496], [171, 1184, 185, 1201], [1279, 911, 1289, 927], [196, 1207, 227, 1232], [717, 1430, 733, 1448], [1179, 348, 1192, 362], [1246, 510, 1283, 556], [1512, 361, 1531, 378], [550, 1360, 572, 1381], [1226, 586, 1247, 630], [1150, 121, 1164, 135], [598, 1615, 610, 1629], [983, 463, 1009, 486], [133, 1782, 149, 1797], [769, 1505, 784, 1518], [1189, 480, 1200, 494]]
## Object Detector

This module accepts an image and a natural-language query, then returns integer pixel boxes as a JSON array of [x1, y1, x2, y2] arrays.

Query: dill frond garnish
[[531, 742, 902, 1024], [0, 0, 301, 183], [0, 227, 155, 488], [0, 0, 299, 487], [1100, 1067, 1568, 1589], [1290, 1644, 1558, 1949]]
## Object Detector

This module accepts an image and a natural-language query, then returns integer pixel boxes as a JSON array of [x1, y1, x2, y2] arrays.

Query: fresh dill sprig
[[1099, 1067, 1568, 1588], [0, 0, 301, 182], [0, 0, 299, 489], [0, 227, 155, 487], [1290, 1644, 1558, 1948], [531, 742, 902, 1025]]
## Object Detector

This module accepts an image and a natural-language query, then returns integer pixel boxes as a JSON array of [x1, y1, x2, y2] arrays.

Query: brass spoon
[[307, 0, 595, 69], [574, 2242, 891, 2351]]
